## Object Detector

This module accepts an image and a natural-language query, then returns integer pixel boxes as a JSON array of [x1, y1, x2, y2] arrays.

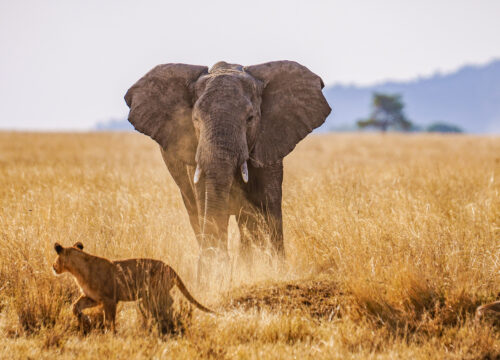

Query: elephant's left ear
[[124, 64, 208, 164], [244, 61, 331, 167]]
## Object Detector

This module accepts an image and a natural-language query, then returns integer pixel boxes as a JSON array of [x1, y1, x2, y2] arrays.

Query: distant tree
[[426, 122, 463, 133], [357, 93, 412, 132]]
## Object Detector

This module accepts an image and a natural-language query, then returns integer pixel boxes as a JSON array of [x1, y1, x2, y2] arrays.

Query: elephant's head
[[124, 61, 331, 251]]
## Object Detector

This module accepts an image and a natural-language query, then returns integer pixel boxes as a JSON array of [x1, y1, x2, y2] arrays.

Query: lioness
[[53, 242, 213, 332], [475, 300, 500, 321]]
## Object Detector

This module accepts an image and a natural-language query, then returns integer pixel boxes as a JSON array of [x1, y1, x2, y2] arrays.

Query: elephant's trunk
[[193, 111, 249, 285], [199, 168, 233, 251]]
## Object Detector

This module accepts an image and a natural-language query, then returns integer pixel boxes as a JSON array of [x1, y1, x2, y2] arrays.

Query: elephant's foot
[[238, 241, 254, 275], [197, 248, 232, 292], [275, 256, 289, 277]]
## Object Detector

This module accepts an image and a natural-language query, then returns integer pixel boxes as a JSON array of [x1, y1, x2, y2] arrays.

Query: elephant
[[124, 60, 331, 281]]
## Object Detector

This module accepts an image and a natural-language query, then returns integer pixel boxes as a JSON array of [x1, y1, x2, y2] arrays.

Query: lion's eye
[[247, 115, 254, 123]]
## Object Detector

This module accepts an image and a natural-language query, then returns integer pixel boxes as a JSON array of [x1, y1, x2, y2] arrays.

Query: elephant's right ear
[[244, 61, 331, 167], [124, 64, 208, 164]]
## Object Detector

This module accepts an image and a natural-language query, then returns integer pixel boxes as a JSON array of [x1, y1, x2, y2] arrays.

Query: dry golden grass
[[0, 132, 499, 359]]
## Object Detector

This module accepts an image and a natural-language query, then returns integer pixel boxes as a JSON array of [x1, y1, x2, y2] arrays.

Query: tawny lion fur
[[53, 242, 213, 332], [475, 300, 500, 322]]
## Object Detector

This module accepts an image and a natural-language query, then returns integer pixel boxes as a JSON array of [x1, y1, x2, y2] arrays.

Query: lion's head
[[52, 242, 84, 274]]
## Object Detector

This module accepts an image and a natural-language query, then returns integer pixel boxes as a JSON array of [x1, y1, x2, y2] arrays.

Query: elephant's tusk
[[194, 164, 202, 184], [241, 161, 249, 183]]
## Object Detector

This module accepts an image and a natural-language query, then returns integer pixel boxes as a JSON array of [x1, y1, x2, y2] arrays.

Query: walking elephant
[[124, 61, 331, 281]]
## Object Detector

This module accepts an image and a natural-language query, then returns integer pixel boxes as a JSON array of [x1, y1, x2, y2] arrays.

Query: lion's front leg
[[102, 300, 117, 333], [72, 295, 98, 332]]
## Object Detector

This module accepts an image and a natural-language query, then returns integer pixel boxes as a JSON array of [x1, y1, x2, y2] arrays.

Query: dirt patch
[[222, 277, 347, 320]]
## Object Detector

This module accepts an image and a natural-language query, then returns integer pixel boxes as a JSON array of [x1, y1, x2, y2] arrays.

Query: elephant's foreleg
[[180, 192, 201, 240], [160, 150, 202, 242], [259, 162, 285, 259], [236, 210, 260, 268], [264, 206, 285, 259]]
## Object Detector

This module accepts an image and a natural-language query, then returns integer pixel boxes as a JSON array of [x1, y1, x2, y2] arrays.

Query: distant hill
[[95, 118, 133, 131], [96, 60, 500, 133], [321, 60, 500, 133]]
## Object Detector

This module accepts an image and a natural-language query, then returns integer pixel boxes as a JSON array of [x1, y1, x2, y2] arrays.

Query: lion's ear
[[54, 243, 63, 254], [73, 242, 84, 250]]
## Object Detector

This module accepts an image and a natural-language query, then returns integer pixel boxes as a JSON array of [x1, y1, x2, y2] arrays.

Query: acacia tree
[[357, 93, 412, 132]]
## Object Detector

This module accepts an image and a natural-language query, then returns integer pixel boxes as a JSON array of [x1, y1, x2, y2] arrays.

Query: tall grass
[[0, 132, 498, 358]]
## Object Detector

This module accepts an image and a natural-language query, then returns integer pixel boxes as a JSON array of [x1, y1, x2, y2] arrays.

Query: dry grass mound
[[223, 277, 345, 320]]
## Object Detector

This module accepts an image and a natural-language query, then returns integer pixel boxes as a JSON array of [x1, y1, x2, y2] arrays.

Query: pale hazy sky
[[1, 0, 500, 130]]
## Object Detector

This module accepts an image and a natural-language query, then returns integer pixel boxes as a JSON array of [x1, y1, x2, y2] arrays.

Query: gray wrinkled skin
[[125, 61, 331, 282]]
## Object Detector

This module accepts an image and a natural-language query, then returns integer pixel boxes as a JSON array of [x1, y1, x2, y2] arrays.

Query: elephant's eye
[[246, 115, 254, 124]]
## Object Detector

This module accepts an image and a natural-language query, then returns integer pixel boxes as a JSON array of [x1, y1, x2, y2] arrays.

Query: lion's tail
[[169, 267, 214, 314]]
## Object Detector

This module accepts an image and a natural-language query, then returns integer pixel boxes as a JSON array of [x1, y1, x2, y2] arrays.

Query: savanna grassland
[[0, 132, 499, 359]]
